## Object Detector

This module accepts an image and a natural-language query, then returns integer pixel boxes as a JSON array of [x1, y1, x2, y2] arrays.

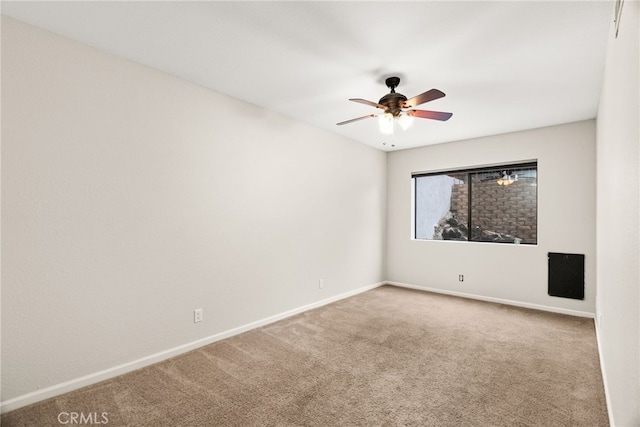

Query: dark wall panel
[[548, 252, 585, 300]]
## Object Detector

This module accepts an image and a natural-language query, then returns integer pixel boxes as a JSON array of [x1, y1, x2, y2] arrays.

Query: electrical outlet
[[458, 274, 464, 282], [194, 308, 203, 323], [318, 279, 325, 289]]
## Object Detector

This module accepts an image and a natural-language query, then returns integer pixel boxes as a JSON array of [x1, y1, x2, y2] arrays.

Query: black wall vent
[[548, 252, 585, 300]]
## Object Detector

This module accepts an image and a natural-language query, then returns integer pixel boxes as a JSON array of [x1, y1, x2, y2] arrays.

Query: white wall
[[387, 121, 597, 315], [596, 1, 640, 424], [1, 17, 386, 406]]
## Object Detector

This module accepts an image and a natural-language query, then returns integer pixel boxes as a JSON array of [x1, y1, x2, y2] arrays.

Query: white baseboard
[[594, 320, 615, 427], [0, 281, 385, 414], [386, 281, 595, 318]]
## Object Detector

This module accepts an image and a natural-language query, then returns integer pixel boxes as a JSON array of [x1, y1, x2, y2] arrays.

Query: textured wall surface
[[387, 120, 596, 314]]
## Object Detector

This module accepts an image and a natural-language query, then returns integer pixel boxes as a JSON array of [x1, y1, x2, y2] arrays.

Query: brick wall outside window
[[450, 179, 537, 243]]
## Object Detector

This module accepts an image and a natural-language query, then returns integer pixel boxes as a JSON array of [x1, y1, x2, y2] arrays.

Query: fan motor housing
[[379, 92, 407, 116]]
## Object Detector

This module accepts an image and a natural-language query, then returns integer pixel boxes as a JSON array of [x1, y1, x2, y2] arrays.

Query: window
[[413, 162, 537, 244]]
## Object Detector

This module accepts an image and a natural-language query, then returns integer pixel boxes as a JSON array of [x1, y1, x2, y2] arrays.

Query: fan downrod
[[380, 76, 406, 116], [385, 77, 401, 93]]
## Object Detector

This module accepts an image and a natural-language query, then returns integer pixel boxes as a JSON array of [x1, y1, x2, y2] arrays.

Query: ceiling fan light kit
[[337, 76, 452, 137]]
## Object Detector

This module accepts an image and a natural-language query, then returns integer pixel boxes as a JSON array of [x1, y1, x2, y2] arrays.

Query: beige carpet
[[2, 285, 609, 426]]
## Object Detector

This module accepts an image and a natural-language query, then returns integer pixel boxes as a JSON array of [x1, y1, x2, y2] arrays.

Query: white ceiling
[[2, 1, 613, 151]]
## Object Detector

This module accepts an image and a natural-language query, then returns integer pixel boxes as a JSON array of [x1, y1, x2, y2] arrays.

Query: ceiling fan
[[337, 76, 452, 134]]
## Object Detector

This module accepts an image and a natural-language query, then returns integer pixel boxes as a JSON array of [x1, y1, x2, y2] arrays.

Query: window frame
[[412, 161, 538, 245]]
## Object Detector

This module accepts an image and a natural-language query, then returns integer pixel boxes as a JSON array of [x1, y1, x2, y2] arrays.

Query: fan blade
[[407, 109, 453, 121], [402, 89, 446, 108], [349, 98, 387, 109], [336, 114, 376, 126]]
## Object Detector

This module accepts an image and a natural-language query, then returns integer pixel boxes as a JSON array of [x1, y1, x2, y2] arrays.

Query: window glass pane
[[470, 166, 537, 244], [415, 173, 468, 240]]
